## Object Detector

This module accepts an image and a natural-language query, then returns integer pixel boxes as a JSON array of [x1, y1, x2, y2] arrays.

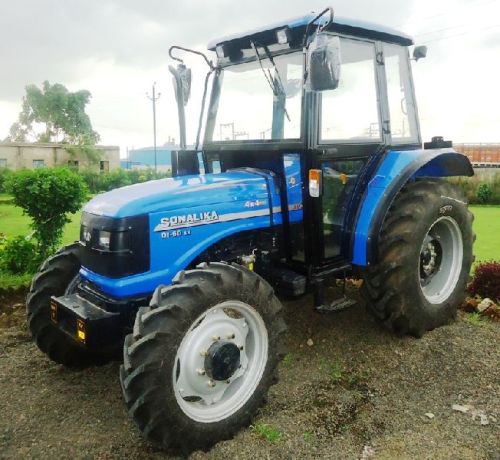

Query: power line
[[146, 82, 161, 172], [394, 0, 497, 29], [419, 23, 500, 44]]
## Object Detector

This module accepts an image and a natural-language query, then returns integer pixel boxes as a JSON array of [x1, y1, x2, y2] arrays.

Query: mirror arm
[[169, 45, 215, 70], [195, 68, 215, 151], [302, 7, 334, 49]]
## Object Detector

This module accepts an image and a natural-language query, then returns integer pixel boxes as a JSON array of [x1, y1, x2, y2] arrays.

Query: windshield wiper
[[250, 41, 291, 122]]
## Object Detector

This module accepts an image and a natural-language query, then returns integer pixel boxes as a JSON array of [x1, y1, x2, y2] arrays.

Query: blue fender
[[352, 148, 473, 266]]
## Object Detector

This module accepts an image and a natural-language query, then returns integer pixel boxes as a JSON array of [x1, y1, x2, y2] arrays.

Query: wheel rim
[[419, 216, 463, 304], [173, 300, 268, 423]]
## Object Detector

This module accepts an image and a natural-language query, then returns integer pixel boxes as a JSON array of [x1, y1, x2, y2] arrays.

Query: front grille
[[79, 212, 150, 278]]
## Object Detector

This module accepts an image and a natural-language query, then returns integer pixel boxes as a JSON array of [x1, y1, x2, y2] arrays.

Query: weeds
[[282, 353, 294, 367], [303, 431, 315, 443], [252, 423, 282, 443], [466, 312, 484, 326], [320, 358, 345, 382]]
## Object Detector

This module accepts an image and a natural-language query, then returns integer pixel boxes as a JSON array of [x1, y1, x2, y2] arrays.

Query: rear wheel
[[120, 262, 286, 453], [361, 179, 474, 337], [26, 243, 115, 367]]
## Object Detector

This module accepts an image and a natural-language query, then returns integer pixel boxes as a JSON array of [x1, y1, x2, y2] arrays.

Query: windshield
[[208, 52, 303, 142]]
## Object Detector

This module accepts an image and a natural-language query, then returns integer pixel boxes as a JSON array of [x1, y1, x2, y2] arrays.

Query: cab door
[[309, 36, 386, 265]]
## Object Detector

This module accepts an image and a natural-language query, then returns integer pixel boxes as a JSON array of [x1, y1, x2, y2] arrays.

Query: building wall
[[0, 142, 120, 171], [454, 143, 500, 165]]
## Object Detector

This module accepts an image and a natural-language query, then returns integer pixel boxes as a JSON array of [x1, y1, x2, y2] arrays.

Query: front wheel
[[26, 243, 115, 367], [120, 262, 286, 453], [361, 179, 474, 337]]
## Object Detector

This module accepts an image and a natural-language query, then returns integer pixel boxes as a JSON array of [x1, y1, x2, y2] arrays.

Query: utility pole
[[146, 82, 161, 172]]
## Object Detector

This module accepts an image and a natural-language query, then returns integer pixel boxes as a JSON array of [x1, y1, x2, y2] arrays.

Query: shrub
[[0, 235, 42, 274], [79, 168, 170, 193], [6, 168, 88, 258], [0, 168, 13, 193], [476, 183, 493, 204], [449, 173, 500, 205], [468, 261, 500, 301]]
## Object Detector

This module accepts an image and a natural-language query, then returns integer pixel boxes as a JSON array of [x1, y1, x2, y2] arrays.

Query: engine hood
[[84, 171, 272, 218]]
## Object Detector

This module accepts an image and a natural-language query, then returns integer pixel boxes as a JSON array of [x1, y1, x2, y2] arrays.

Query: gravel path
[[0, 288, 498, 459]]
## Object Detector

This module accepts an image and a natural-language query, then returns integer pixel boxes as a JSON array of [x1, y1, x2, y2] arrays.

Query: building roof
[[207, 13, 413, 50]]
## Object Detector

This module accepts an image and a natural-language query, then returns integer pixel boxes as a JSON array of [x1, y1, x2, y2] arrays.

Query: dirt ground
[[0, 287, 498, 460]]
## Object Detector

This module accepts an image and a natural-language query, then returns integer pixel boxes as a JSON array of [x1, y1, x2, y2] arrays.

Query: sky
[[0, 0, 499, 157]]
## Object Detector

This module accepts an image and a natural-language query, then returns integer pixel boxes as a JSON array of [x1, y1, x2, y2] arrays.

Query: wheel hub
[[420, 237, 443, 281], [173, 301, 269, 423], [418, 216, 463, 304], [204, 341, 241, 381]]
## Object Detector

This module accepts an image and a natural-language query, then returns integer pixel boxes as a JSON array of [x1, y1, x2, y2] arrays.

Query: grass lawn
[[0, 203, 81, 245], [469, 205, 500, 262], [0, 201, 498, 266]]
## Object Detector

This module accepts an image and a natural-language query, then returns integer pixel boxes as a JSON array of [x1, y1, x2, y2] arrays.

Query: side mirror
[[413, 45, 428, 61], [309, 35, 341, 92], [169, 63, 192, 106]]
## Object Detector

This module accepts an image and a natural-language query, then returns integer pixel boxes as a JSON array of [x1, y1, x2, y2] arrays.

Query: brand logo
[[154, 211, 219, 231]]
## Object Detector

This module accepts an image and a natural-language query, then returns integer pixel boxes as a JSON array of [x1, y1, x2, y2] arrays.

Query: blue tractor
[[27, 8, 474, 452]]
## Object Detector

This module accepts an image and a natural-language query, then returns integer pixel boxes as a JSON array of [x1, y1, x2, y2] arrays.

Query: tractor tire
[[120, 262, 287, 453], [361, 178, 474, 337], [26, 243, 115, 367]]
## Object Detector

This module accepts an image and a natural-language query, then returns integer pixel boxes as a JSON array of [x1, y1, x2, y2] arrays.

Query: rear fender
[[352, 148, 473, 266]]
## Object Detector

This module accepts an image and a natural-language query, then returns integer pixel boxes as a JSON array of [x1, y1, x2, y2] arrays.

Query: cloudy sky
[[1, 0, 499, 156]]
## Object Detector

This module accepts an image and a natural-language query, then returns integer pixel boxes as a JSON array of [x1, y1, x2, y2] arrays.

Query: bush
[[477, 183, 493, 204], [469, 261, 500, 301], [0, 235, 41, 274], [79, 168, 170, 193], [450, 173, 500, 205], [0, 168, 13, 193], [6, 168, 88, 258]]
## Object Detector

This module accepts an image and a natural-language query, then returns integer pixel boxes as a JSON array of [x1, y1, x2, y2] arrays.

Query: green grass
[[0, 202, 81, 245], [251, 423, 282, 443], [470, 205, 500, 263], [0, 272, 33, 291], [0, 200, 497, 266]]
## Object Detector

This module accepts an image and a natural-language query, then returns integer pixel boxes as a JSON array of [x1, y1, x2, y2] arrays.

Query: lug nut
[[227, 333, 235, 339], [212, 335, 220, 341], [196, 368, 206, 376], [226, 379, 231, 384], [239, 345, 244, 350], [207, 379, 216, 388], [200, 349, 208, 357]]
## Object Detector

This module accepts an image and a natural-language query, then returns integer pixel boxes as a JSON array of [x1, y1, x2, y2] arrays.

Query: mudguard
[[352, 148, 473, 266]]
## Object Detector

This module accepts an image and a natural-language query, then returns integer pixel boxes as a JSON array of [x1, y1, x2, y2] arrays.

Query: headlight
[[98, 230, 111, 250], [276, 28, 291, 45]]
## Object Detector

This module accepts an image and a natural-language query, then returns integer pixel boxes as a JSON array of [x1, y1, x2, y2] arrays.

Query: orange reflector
[[339, 173, 348, 185], [309, 169, 322, 197], [50, 301, 58, 323], [76, 319, 86, 343]]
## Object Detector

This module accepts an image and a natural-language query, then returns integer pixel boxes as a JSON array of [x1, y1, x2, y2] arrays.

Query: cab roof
[[207, 13, 413, 51]]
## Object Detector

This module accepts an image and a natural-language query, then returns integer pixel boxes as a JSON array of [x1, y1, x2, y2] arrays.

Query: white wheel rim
[[173, 301, 268, 423], [419, 216, 463, 304]]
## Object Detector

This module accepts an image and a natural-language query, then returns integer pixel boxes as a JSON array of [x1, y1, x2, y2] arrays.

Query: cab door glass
[[320, 39, 380, 142], [384, 44, 419, 143], [321, 159, 365, 258]]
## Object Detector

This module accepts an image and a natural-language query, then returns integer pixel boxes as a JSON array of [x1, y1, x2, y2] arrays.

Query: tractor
[[27, 8, 474, 453]]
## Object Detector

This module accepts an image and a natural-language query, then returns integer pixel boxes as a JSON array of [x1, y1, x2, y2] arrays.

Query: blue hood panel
[[84, 171, 270, 218], [80, 169, 283, 297]]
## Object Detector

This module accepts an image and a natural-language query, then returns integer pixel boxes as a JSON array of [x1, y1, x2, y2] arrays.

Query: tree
[[7, 81, 100, 153]]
